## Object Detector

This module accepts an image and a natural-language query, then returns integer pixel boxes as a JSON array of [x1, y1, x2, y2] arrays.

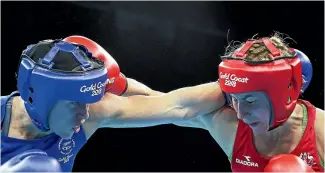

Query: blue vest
[[1, 91, 87, 172]]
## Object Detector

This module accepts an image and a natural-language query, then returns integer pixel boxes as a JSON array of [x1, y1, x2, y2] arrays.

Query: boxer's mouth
[[249, 122, 259, 127], [73, 119, 86, 133], [74, 117, 87, 125], [76, 113, 89, 120], [73, 126, 81, 133]]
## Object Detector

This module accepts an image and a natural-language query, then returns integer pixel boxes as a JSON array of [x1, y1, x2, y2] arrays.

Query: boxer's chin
[[55, 129, 74, 139], [250, 122, 268, 134]]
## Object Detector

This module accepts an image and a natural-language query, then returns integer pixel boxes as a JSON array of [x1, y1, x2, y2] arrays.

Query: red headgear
[[218, 38, 303, 129]]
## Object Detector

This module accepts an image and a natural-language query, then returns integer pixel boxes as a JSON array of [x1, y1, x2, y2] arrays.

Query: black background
[[1, 1, 324, 172]]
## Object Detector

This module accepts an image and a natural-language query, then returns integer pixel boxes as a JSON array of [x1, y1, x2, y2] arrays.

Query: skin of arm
[[122, 78, 164, 97], [315, 108, 324, 162], [83, 82, 226, 137]]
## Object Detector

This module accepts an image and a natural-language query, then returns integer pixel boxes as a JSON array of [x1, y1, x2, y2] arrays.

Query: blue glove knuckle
[[0, 150, 62, 172], [21, 155, 61, 172], [294, 49, 313, 92], [17, 149, 48, 160]]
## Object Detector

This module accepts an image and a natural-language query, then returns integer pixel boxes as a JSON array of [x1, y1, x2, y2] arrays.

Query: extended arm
[[122, 78, 207, 129], [122, 78, 207, 128], [315, 108, 324, 163], [90, 82, 226, 129]]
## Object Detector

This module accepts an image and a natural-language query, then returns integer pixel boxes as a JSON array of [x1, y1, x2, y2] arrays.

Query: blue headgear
[[17, 39, 108, 131]]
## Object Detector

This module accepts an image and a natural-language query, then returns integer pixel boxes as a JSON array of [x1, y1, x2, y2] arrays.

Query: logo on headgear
[[220, 72, 249, 87], [80, 79, 110, 96]]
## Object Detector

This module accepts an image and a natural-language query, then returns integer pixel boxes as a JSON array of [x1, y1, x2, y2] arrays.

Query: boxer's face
[[48, 100, 89, 139], [231, 91, 272, 134]]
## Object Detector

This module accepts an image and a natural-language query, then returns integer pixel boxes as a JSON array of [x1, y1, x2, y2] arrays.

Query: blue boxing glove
[[0, 149, 62, 172], [294, 49, 313, 93]]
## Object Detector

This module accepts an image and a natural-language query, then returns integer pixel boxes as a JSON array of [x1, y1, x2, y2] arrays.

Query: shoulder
[[1, 91, 20, 104], [314, 106, 323, 126], [87, 92, 124, 122], [303, 100, 324, 138], [199, 105, 238, 156], [83, 93, 124, 138], [200, 105, 238, 126], [1, 95, 9, 103], [302, 99, 325, 162], [315, 107, 324, 123], [314, 107, 324, 161], [299, 100, 323, 145]]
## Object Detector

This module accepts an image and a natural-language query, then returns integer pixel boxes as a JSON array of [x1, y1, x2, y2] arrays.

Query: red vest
[[230, 100, 324, 172]]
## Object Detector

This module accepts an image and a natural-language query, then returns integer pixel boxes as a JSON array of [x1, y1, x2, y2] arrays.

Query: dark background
[[1, 1, 324, 172]]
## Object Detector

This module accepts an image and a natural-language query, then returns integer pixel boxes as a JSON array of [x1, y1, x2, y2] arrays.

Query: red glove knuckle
[[63, 36, 127, 95]]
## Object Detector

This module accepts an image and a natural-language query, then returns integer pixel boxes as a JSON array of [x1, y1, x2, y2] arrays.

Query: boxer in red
[[87, 33, 322, 172]]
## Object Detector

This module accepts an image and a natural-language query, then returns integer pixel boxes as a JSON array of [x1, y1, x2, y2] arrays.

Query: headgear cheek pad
[[218, 38, 303, 129], [17, 40, 108, 131]]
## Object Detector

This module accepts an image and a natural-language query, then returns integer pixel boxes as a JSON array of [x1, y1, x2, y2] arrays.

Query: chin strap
[[217, 80, 232, 107]]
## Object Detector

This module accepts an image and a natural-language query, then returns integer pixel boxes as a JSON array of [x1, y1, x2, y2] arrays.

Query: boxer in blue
[[0, 36, 162, 172]]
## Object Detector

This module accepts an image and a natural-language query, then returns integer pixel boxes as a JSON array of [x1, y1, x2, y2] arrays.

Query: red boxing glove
[[264, 154, 315, 172], [63, 35, 128, 95]]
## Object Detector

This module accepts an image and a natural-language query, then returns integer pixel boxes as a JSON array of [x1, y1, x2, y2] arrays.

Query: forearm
[[122, 78, 164, 97], [117, 82, 225, 125], [115, 94, 186, 126], [97, 82, 225, 129]]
